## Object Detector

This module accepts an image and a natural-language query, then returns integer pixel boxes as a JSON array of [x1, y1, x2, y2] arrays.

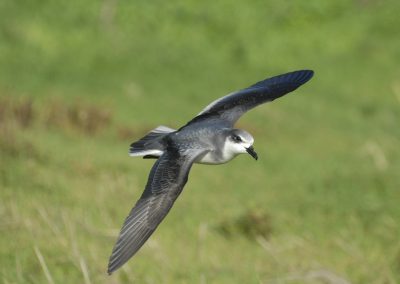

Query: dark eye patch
[[232, 135, 242, 142]]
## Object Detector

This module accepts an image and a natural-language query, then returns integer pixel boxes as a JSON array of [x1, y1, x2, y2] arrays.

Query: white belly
[[195, 151, 237, 165]]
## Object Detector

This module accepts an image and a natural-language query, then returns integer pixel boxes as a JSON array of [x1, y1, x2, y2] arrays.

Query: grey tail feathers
[[129, 125, 175, 157]]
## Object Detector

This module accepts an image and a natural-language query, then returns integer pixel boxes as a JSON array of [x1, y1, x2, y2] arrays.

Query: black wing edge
[[248, 69, 314, 92]]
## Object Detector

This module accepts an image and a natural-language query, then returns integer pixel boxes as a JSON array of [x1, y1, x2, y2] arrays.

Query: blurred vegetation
[[1, 0, 400, 283]]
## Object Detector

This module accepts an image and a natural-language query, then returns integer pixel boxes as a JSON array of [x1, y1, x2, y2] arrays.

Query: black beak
[[246, 146, 258, 160]]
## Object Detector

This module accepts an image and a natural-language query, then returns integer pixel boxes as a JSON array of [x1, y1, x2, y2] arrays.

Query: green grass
[[1, 1, 400, 283]]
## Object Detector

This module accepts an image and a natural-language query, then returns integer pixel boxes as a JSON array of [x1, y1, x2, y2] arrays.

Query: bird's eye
[[232, 135, 242, 142]]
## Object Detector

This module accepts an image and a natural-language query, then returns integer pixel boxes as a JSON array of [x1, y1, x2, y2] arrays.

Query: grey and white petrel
[[108, 70, 314, 274]]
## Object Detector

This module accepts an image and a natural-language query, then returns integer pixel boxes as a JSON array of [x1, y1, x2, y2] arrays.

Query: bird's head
[[225, 129, 258, 160]]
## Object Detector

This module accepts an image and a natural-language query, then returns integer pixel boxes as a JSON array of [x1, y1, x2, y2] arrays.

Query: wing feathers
[[107, 149, 206, 274], [195, 70, 314, 125]]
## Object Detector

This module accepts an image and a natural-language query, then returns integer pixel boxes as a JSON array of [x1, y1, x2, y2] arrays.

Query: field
[[1, 1, 400, 283]]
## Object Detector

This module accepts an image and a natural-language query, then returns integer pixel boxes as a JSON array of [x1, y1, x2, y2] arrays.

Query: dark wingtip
[[107, 259, 121, 275], [302, 69, 314, 80], [279, 69, 314, 92], [107, 262, 114, 275], [248, 69, 314, 92], [290, 69, 314, 85], [107, 264, 116, 275], [107, 256, 120, 275], [299, 69, 314, 76]]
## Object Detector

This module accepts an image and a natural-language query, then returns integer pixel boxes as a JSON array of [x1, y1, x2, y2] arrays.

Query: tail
[[129, 125, 175, 158]]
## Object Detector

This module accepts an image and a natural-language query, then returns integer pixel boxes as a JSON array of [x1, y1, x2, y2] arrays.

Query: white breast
[[195, 149, 238, 165]]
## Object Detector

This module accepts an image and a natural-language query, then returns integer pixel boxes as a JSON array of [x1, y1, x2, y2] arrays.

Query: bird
[[107, 70, 314, 274]]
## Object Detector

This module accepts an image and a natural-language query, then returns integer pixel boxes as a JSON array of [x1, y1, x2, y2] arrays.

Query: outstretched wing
[[107, 149, 206, 274], [194, 70, 314, 125]]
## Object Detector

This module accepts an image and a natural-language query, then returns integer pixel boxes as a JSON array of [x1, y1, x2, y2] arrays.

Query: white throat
[[196, 137, 253, 165]]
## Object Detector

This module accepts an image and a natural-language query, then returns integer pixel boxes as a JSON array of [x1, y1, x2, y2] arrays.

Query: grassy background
[[1, 1, 400, 283]]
